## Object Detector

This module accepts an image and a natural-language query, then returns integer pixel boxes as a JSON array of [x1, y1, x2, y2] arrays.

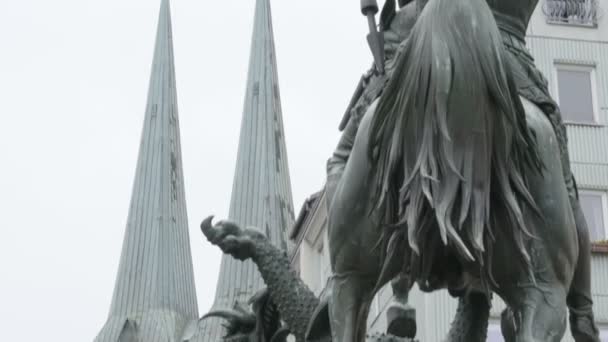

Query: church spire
[[196, 0, 295, 339], [96, 1, 199, 340]]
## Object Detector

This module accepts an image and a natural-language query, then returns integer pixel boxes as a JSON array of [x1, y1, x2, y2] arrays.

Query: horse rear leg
[[328, 274, 375, 342], [446, 292, 490, 342], [386, 274, 417, 339], [503, 285, 568, 342], [568, 200, 600, 342]]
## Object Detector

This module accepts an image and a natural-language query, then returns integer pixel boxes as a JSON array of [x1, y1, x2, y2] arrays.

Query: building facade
[[290, 1, 608, 341]]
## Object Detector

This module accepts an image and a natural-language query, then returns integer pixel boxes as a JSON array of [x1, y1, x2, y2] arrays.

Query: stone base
[[386, 303, 417, 339], [367, 332, 417, 342]]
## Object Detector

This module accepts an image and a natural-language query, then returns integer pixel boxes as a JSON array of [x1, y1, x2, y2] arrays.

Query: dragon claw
[[201, 216, 265, 261], [201, 216, 215, 236]]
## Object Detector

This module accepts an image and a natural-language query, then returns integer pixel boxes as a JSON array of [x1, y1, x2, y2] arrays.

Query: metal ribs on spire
[[95, 1, 199, 340], [195, 0, 295, 340]]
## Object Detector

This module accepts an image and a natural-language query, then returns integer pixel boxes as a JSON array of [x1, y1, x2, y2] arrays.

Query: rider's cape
[[341, 1, 575, 197]]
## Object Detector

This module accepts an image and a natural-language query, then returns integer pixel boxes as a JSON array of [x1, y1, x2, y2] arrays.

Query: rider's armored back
[[415, 0, 539, 39], [487, 0, 538, 39], [369, 0, 542, 287]]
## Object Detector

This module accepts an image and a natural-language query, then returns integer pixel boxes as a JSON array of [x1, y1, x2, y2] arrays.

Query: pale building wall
[[291, 191, 331, 296]]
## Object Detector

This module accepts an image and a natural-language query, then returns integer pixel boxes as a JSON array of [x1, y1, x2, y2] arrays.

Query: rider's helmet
[[487, 0, 539, 40]]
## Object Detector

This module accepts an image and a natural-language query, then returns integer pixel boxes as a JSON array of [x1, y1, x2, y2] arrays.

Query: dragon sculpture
[[199, 217, 421, 342]]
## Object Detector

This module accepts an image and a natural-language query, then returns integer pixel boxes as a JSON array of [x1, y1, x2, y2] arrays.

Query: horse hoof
[[386, 303, 417, 338], [570, 314, 600, 342]]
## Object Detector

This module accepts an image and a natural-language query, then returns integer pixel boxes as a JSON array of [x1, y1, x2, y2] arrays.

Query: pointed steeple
[[96, 1, 199, 340], [195, 0, 295, 339]]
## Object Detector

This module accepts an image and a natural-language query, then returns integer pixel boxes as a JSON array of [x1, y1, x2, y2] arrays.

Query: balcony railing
[[543, 0, 599, 26]]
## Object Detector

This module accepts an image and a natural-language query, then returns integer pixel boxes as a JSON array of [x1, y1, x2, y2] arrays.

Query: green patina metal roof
[[96, 1, 200, 340], [195, 0, 295, 340]]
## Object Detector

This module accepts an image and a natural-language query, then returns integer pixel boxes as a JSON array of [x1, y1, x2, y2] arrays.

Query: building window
[[600, 328, 608, 341], [310, 243, 324, 295], [378, 285, 393, 309], [580, 190, 608, 242], [487, 323, 504, 341], [320, 247, 331, 287], [543, 0, 599, 26], [369, 295, 380, 323], [319, 231, 332, 286], [555, 64, 598, 124], [307, 237, 331, 295], [292, 251, 301, 277], [316, 241, 326, 286]]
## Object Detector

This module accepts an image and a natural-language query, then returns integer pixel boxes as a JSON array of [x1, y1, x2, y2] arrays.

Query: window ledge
[[546, 20, 598, 28], [564, 121, 605, 128], [592, 243, 608, 254]]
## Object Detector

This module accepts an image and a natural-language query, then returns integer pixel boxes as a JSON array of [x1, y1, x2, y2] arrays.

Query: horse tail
[[370, 0, 541, 286]]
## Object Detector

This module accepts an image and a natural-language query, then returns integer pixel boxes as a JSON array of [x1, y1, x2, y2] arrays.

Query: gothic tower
[[95, 1, 200, 340], [195, 0, 295, 339]]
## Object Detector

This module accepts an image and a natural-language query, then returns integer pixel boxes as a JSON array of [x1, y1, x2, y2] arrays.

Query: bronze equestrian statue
[[325, 0, 600, 341], [200, 0, 600, 341]]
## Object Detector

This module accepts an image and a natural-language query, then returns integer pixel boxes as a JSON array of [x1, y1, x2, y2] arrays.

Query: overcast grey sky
[[0, 0, 375, 340]]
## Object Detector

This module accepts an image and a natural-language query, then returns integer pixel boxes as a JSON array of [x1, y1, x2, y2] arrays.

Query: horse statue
[[325, 0, 585, 340]]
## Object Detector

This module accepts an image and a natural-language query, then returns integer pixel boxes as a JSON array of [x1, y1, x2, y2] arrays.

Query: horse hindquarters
[[568, 200, 601, 342], [492, 98, 578, 342]]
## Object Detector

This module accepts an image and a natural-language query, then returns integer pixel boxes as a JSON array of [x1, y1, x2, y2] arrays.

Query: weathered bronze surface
[[200, 0, 601, 341], [324, 0, 599, 341]]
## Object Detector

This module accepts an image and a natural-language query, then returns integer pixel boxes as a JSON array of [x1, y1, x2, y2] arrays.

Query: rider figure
[[326, 0, 599, 340]]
